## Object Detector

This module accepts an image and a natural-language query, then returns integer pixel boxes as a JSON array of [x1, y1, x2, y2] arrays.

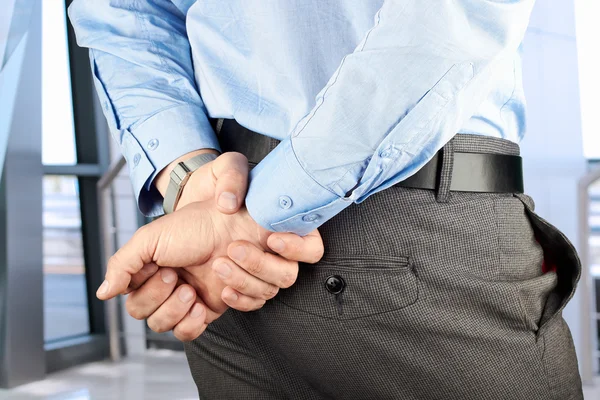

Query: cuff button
[[302, 213, 320, 223], [147, 138, 159, 151], [279, 196, 293, 209], [379, 146, 399, 159]]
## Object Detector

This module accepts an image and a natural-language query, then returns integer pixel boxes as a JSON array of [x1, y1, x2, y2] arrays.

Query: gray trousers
[[184, 133, 583, 400]]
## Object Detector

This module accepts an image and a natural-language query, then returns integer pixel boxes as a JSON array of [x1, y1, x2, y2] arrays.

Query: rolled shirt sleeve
[[246, 0, 535, 235]]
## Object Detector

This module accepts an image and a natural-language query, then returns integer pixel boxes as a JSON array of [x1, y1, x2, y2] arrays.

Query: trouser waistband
[[211, 118, 523, 201]]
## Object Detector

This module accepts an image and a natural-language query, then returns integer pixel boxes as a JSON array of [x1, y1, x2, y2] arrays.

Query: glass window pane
[[575, 1, 600, 159], [43, 175, 90, 342], [42, 0, 77, 165]]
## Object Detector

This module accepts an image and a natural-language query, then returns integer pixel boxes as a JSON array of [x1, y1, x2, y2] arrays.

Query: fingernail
[[97, 280, 110, 296], [270, 238, 286, 252], [230, 246, 246, 262], [161, 269, 176, 284], [178, 287, 194, 303], [224, 291, 238, 302], [218, 192, 237, 210], [213, 262, 232, 279], [190, 303, 204, 318], [141, 264, 158, 275]]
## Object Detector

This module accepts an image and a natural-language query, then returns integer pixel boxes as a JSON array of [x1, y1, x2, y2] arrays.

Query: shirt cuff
[[120, 104, 221, 217], [245, 138, 353, 236]]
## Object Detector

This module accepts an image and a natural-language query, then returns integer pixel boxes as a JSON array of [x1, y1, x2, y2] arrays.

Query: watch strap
[[163, 153, 218, 214]]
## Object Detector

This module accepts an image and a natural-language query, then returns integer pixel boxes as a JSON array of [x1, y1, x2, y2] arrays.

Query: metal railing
[[97, 156, 127, 362]]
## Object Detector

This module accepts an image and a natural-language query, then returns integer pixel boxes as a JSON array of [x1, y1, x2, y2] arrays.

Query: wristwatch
[[163, 153, 218, 214]]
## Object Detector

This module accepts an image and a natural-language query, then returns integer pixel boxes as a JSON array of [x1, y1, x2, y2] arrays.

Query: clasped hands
[[96, 152, 324, 341]]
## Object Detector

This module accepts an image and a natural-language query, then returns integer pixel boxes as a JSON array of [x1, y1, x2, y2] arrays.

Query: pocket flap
[[275, 256, 418, 320]]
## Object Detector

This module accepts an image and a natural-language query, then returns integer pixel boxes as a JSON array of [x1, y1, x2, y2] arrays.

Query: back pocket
[[275, 255, 419, 320]]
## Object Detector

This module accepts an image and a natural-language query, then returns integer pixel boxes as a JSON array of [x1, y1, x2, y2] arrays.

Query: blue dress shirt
[[69, 0, 534, 235]]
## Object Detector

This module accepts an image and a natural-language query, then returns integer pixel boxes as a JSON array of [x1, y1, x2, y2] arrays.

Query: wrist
[[154, 149, 219, 197], [239, 207, 272, 249], [219, 206, 270, 249]]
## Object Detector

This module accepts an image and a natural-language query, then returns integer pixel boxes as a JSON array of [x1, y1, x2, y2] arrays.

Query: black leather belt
[[213, 119, 524, 194], [398, 151, 524, 193]]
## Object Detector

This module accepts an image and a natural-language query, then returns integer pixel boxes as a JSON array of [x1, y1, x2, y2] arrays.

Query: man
[[69, 0, 583, 399]]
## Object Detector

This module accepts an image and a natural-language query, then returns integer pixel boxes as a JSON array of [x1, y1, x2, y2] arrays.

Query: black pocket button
[[325, 275, 345, 294]]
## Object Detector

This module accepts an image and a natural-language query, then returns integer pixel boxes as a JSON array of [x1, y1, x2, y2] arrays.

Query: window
[[575, 0, 600, 159], [42, 0, 77, 166], [42, 0, 90, 342], [43, 175, 90, 341]]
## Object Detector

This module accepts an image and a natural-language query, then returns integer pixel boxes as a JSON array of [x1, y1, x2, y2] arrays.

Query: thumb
[[97, 225, 157, 300], [212, 152, 249, 214], [267, 229, 324, 264]]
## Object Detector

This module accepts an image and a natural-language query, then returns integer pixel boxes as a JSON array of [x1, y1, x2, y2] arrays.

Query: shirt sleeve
[[68, 0, 220, 217], [246, 0, 536, 235]]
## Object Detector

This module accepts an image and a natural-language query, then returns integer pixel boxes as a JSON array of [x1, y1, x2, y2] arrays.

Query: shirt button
[[133, 153, 141, 166], [147, 138, 159, 151], [325, 275, 345, 295], [279, 196, 292, 209], [379, 146, 398, 159], [302, 213, 320, 223]]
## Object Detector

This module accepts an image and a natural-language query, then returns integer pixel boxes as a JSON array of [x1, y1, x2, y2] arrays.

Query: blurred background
[[0, 0, 599, 399]]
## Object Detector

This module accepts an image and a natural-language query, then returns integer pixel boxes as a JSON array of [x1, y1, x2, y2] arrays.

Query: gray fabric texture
[[184, 132, 583, 400]]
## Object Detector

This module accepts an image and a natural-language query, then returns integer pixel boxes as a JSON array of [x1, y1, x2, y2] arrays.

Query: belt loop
[[215, 118, 224, 135], [436, 139, 455, 203]]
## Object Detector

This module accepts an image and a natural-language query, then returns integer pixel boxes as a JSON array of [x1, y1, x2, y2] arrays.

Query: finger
[[212, 257, 280, 300], [124, 271, 185, 297], [212, 152, 249, 214], [146, 284, 197, 333], [99, 224, 159, 300], [221, 286, 267, 312], [125, 263, 160, 294], [125, 268, 178, 320], [173, 302, 209, 342], [227, 241, 298, 289], [267, 229, 324, 264], [176, 268, 229, 320]]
